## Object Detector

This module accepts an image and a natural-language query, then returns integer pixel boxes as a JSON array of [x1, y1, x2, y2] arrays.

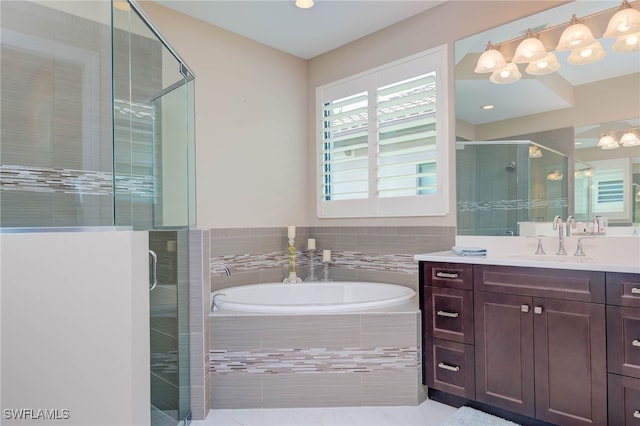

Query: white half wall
[[1, 230, 149, 426]]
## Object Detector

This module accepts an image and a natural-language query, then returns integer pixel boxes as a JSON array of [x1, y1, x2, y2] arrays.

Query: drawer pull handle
[[438, 362, 460, 372], [632, 288, 640, 294], [634, 410, 640, 419], [436, 272, 459, 279], [534, 306, 543, 315], [521, 305, 530, 313], [437, 310, 459, 318], [633, 340, 640, 347]]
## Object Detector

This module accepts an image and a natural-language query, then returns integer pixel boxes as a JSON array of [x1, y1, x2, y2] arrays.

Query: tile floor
[[190, 398, 457, 426]]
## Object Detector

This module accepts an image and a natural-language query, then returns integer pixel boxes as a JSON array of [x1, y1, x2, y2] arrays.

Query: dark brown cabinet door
[[533, 298, 607, 426], [609, 373, 640, 425], [474, 291, 535, 418]]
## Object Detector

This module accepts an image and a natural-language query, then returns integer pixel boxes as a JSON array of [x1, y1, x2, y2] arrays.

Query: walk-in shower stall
[[456, 140, 568, 236], [1, 1, 195, 425]]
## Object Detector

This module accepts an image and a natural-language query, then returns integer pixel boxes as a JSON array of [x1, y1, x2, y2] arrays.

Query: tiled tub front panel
[[209, 311, 423, 408]]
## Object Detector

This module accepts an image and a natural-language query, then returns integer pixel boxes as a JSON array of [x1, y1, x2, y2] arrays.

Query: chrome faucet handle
[[527, 235, 546, 255], [574, 236, 595, 257]]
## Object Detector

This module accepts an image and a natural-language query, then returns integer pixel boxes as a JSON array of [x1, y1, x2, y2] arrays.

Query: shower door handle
[[149, 250, 158, 291]]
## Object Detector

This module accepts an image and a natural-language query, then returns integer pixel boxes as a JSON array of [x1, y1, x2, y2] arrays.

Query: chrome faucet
[[566, 215, 576, 237], [552, 215, 567, 255], [574, 236, 595, 256], [211, 262, 231, 277]]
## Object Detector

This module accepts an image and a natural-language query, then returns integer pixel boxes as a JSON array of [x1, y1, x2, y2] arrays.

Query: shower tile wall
[[0, 1, 160, 228], [209, 226, 455, 291]]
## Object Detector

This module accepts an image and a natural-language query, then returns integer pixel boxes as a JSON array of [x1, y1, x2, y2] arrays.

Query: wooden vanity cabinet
[[474, 265, 607, 426], [420, 261, 609, 426], [606, 272, 640, 425], [422, 262, 475, 399]]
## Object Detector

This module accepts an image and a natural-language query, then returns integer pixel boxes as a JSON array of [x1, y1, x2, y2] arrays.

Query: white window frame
[[315, 45, 449, 218]]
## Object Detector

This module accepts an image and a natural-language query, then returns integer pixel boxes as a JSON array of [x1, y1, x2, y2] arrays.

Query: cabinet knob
[[534, 306, 543, 315], [436, 310, 459, 318], [521, 305, 530, 313], [634, 410, 640, 419], [633, 340, 640, 347], [436, 271, 459, 279], [438, 362, 460, 372], [632, 288, 640, 295]]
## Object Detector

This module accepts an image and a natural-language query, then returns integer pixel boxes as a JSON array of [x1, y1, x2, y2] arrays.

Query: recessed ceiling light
[[481, 104, 495, 110], [294, 0, 315, 9]]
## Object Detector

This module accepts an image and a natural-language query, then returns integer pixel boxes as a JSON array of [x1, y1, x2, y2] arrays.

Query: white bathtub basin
[[211, 281, 416, 314]]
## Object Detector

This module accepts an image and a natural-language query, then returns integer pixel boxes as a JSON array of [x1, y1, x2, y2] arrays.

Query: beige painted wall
[[139, 1, 566, 229], [138, 1, 309, 230]]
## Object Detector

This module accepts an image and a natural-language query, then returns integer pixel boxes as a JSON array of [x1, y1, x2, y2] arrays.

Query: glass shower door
[[112, 2, 195, 425]]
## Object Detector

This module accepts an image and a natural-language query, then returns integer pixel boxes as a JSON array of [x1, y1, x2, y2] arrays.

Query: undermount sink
[[508, 254, 596, 263]]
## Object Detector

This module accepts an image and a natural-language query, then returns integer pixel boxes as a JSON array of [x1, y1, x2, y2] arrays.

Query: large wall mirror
[[455, 0, 639, 236]]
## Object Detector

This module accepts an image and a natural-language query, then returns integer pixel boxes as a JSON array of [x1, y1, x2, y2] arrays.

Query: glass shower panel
[[112, 2, 194, 425], [0, 1, 113, 227]]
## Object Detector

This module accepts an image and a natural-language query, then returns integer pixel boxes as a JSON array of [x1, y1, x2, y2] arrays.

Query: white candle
[[287, 225, 296, 240], [307, 238, 316, 250], [323, 249, 331, 262]]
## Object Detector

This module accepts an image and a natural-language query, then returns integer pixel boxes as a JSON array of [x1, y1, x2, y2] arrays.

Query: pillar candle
[[287, 225, 296, 240], [323, 249, 331, 262], [307, 238, 316, 250]]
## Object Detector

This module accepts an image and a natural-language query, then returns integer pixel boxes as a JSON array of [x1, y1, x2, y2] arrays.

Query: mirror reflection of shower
[[456, 140, 568, 236]]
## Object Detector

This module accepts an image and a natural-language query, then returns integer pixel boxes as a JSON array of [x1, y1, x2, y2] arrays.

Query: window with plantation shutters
[[317, 45, 449, 218], [587, 158, 632, 221]]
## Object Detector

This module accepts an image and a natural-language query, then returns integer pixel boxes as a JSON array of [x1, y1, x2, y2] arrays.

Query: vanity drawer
[[424, 286, 473, 344], [609, 373, 640, 425], [424, 336, 475, 399], [608, 306, 640, 378], [423, 262, 473, 290], [607, 273, 640, 308], [474, 265, 605, 303]]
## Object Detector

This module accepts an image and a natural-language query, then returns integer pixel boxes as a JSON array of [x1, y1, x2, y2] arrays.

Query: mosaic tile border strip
[[210, 346, 419, 375], [0, 164, 153, 197], [210, 251, 417, 276], [457, 198, 568, 212]]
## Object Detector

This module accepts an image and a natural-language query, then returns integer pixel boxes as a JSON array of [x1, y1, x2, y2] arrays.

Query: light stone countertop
[[414, 235, 640, 274]]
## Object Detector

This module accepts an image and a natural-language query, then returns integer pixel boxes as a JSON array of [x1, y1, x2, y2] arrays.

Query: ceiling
[[155, 0, 638, 150], [154, 0, 446, 59]]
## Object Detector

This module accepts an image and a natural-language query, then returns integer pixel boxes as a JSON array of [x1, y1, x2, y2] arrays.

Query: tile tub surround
[[209, 226, 456, 291], [209, 309, 423, 408]]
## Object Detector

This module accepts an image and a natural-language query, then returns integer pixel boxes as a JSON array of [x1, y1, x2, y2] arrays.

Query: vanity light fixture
[[612, 32, 640, 52], [597, 134, 620, 149], [567, 40, 606, 65], [620, 131, 640, 146], [474, 42, 507, 73], [604, 0, 640, 38], [556, 15, 597, 50], [475, 1, 640, 84], [489, 62, 521, 84], [525, 52, 561, 75], [512, 30, 547, 63]]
